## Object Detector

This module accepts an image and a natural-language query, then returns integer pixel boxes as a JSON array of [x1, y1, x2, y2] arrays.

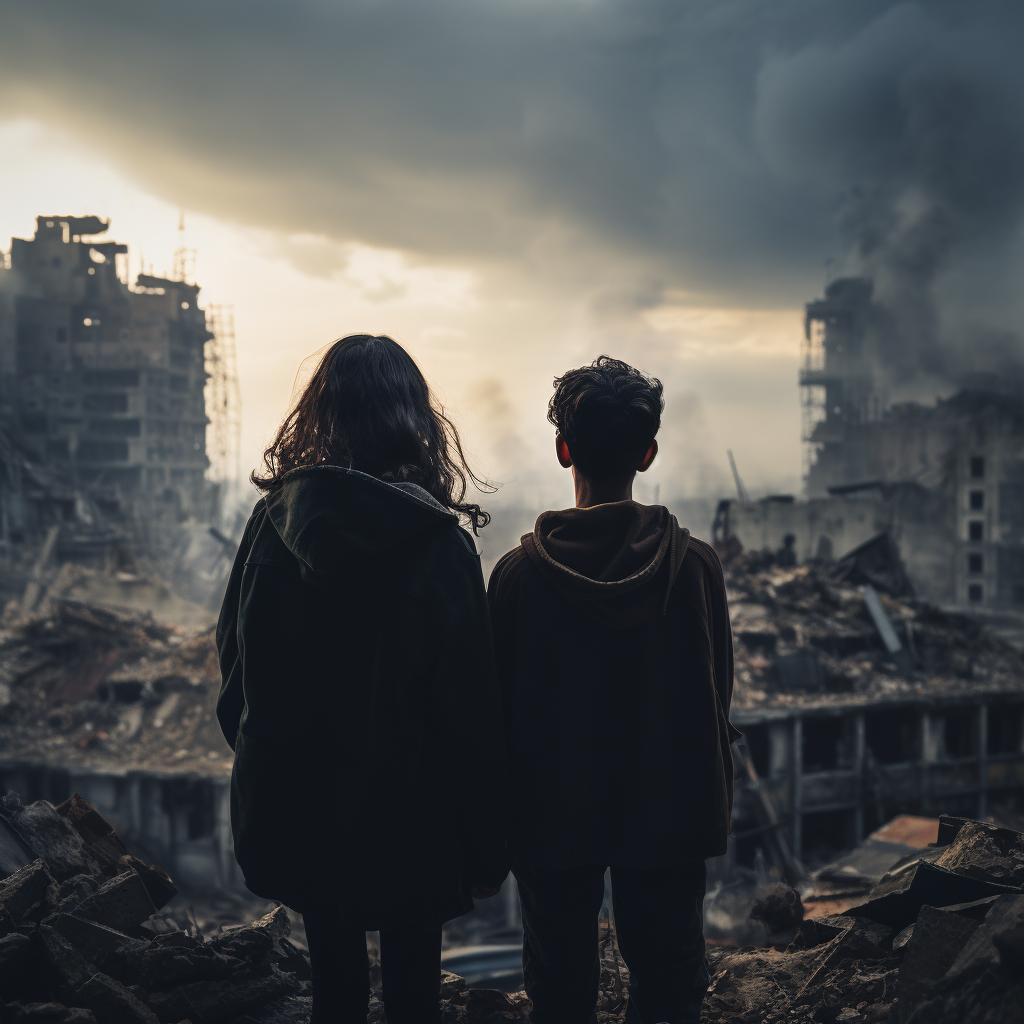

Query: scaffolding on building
[[204, 305, 242, 494], [800, 316, 828, 479]]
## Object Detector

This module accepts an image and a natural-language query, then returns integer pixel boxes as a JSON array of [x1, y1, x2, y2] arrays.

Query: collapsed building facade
[[0, 216, 239, 576], [716, 277, 1024, 609]]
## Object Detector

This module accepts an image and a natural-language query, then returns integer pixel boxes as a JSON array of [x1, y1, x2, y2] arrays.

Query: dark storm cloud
[[755, 2, 1024, 384], [1, 0, 1022, 346]]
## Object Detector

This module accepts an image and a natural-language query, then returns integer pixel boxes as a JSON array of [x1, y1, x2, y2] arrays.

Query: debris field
[[2, 788, 1024, 1022], [0, 596, 231, 776], [722, 550, 1024, 711]]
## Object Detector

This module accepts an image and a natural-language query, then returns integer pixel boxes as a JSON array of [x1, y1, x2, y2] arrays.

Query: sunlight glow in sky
[[0, 118, 805, 512]]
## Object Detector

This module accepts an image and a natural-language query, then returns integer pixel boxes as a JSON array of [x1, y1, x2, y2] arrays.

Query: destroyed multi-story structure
[[0, 216, 220, 561], [718, 276, 1024, 609]]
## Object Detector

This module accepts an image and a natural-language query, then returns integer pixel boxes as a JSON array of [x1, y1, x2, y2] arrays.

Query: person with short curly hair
[[488, 355, 738, 1024]]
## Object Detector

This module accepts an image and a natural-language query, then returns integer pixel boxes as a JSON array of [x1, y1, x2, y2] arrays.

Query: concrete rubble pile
[[722, 550, 1024, 710], [0, 597, 231, 774], [0, 791, 558, 1024], [0, 791, 309, 1023], [702, 813, 1024, 1024]]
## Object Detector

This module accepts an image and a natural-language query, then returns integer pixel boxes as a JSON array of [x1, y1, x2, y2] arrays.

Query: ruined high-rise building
[[0, 216, 212, 545], [719, 276, 1024, 609]]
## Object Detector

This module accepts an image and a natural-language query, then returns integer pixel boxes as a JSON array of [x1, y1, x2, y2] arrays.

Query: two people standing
[[216, 336, 737, 1024]]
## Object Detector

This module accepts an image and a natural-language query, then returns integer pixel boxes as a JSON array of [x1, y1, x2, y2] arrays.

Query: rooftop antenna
[[727, 450, 749, 504], [824, 256, 834, 288], [172, 210, 196, 283]]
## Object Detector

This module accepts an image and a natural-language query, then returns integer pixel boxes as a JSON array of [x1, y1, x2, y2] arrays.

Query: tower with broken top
[[0, 215, 229, 555]]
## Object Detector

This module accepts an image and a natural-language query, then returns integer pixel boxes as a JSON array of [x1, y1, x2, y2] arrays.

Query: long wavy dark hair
[[252, 334, 491, 531]]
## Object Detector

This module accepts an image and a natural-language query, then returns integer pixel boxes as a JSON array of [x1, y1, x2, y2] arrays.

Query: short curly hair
[[547, 355, 664, 479]]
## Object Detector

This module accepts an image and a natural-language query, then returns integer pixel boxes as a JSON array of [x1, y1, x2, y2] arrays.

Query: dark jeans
[[514, 859, 709, 1024], [303, 911, 442, 1024]]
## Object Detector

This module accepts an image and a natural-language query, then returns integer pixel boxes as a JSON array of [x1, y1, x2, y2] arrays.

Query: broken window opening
[[988, 704, 1024, 756], [802, 716, 854, 772], [865, 708, 920, 765], [937, 709, 979, 759]]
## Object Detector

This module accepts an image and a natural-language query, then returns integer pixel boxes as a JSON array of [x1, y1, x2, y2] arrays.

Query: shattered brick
[[73, 869, 157, 934]]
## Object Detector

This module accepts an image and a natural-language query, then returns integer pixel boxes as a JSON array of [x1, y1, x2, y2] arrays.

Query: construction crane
[[727, 449, 749, 504]]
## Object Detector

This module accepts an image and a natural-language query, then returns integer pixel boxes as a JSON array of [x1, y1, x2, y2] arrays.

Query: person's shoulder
[[488, 543, 531, 593], [676, 535, 726, 595], [686, 536, 724, 577]]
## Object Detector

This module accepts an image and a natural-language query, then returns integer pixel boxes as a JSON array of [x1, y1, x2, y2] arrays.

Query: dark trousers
[[303, 911, 443, 1024], [514, 859, 709, 1024]]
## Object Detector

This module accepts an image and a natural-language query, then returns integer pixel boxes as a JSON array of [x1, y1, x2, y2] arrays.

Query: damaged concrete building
[[716, 277, 1024, 609], [0, 216, 215, 559]]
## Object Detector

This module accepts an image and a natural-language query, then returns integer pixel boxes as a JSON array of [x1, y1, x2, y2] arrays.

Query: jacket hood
[[264, 466, 457, 579], [522, 501, 690, 628]]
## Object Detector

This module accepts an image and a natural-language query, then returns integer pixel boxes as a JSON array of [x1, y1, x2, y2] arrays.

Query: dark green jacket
[[216, 466, 509, 929]]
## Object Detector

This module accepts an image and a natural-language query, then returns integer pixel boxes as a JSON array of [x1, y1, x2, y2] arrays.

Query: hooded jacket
[[216, 466, 509, 929], [487, 500, 738, 869]]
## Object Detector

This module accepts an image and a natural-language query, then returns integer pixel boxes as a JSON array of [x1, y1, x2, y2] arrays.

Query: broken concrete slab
[[945, 893, 1024, 985], [146, 963, 300, 1023], [935, 821, 1024, 887], [0, 796, 99, 882], [0, 858, 53, 926], [34, 924, 159, 1024], [898, 905, 981, 1022], [50, 913, 140, 964], [846, 861, 1019, 930], [73, 869, 157, 934], [104, 930, 243, 990], [117, 856, 176, 913], [0, 811, 40, 879], [939, 896, 999, 921], [936, 814, 1024, 846], [56, 794, 129, 871], [208, 905, 290, 964]]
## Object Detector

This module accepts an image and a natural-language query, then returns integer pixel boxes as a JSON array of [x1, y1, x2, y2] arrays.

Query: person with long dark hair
[[216, 334, 509, 1024]]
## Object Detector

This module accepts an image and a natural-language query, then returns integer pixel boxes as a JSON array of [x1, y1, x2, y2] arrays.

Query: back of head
[[548, 355, 664, 479], [254, 334, 490, 529]]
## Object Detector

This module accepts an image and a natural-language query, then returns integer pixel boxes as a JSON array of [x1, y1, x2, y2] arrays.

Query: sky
[[2, 0, 1022, 531]]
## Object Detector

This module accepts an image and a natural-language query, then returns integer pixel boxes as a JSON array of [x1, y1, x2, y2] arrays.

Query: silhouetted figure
[[777, 533, 797, 567], [217, 335, 509, 1024], [488, 357, 738, 1024]]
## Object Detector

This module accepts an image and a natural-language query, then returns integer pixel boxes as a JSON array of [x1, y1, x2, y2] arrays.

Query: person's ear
[[555, 433, 574, 469], [637, 439, 658, 473]]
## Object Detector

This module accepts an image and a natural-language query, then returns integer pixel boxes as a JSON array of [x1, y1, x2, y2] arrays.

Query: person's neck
[[573, 471, 635, 509]]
